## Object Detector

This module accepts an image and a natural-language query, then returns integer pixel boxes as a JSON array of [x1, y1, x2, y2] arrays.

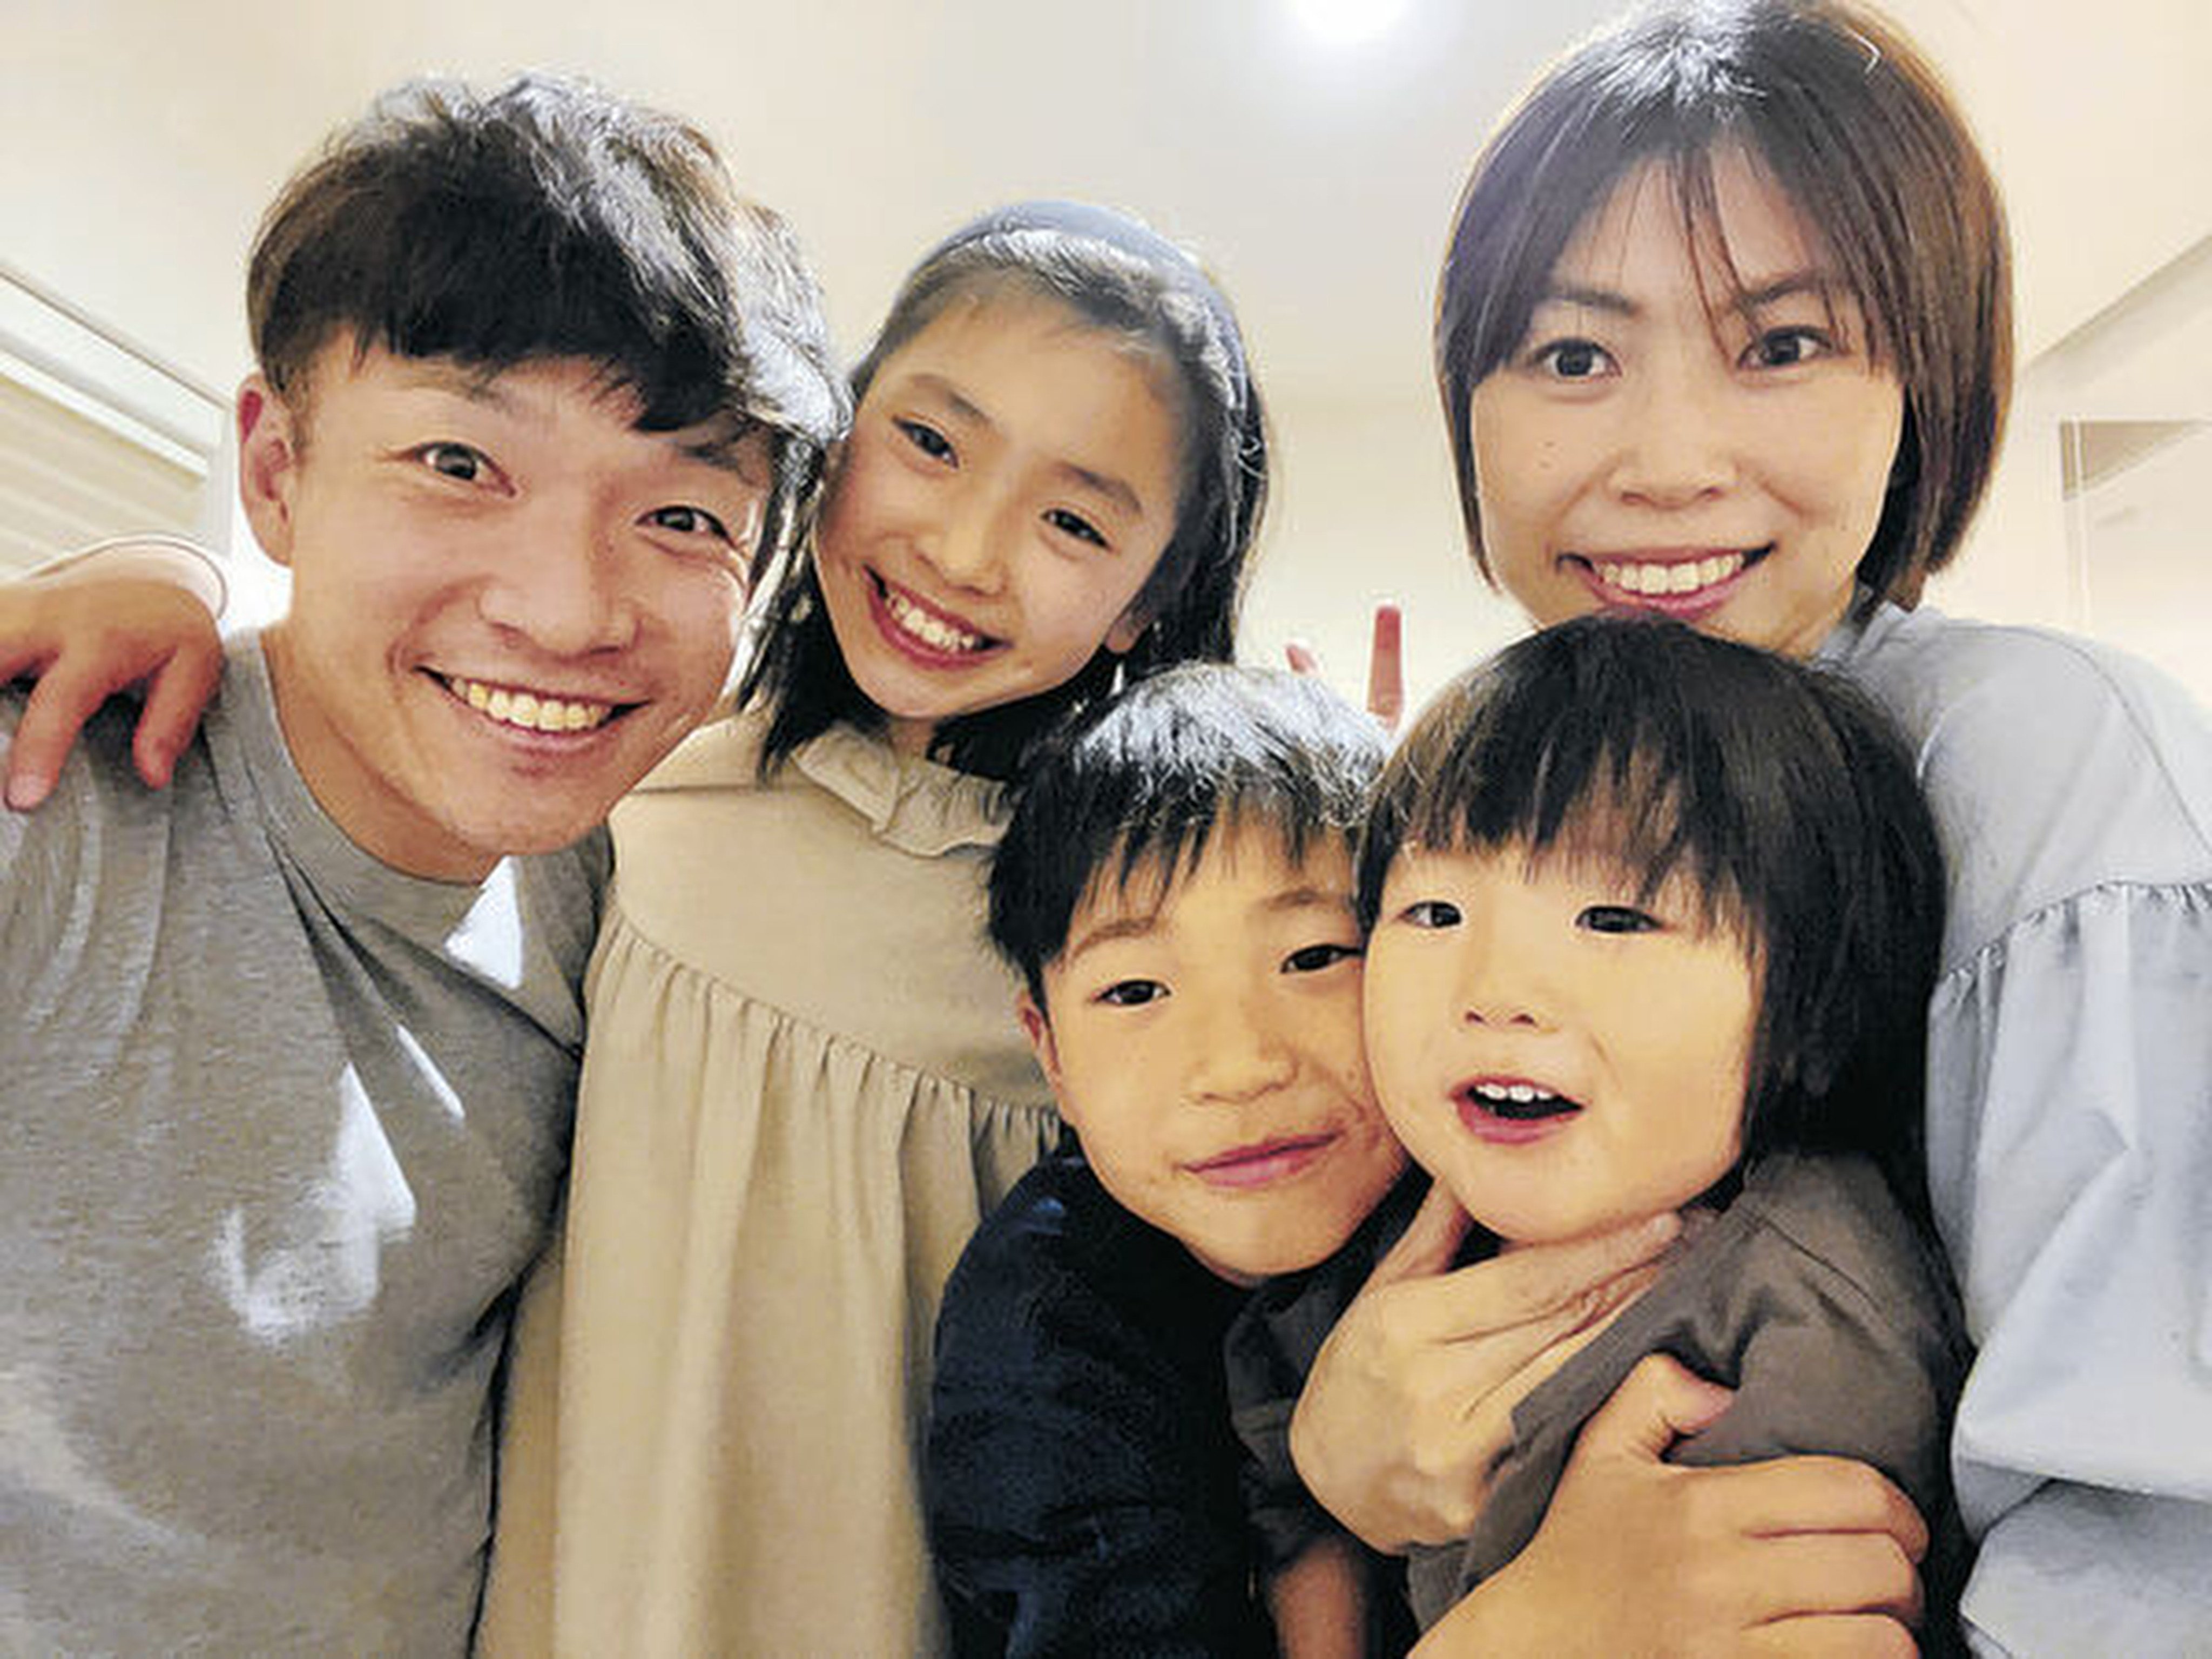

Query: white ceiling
[[6, 0, 2208, 704], [9, 0, 2209, 412]]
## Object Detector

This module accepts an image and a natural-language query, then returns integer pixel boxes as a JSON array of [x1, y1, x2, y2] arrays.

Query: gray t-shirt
[[0, 636, 606, 1655]]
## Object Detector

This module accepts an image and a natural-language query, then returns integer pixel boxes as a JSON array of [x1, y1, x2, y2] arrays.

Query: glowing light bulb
[[1288, 0, 1413, 47]]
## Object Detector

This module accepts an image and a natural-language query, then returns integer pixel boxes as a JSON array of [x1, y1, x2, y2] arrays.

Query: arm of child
[[1411, 1354, 1925, 1657], [1265, 1532, 1371, 1659], [3, 536, 226, 809]]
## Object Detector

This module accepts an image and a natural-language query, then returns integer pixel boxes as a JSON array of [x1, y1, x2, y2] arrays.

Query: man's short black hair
[[1361, 615, 1945, 1217], [248, 73, 848, 561], [990, 665, 1384, 1010]]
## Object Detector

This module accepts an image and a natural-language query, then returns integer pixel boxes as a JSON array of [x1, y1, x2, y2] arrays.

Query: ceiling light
[[1289, 0, 1413, 48]]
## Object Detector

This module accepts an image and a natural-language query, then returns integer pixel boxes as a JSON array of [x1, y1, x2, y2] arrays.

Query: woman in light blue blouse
[[1291, 2, 2212, 1653]]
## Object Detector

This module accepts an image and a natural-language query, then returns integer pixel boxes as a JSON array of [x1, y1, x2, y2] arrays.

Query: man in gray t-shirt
[[0, 76, 842, 1655]]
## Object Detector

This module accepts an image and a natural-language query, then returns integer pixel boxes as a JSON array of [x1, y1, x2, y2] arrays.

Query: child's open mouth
[[1456, 1078, 1582, 1142]]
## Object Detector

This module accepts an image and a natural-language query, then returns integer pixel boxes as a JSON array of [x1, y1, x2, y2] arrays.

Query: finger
[[6, 661, 125, 811], [1285, 638, 1321, 677], [0, 635, 59, 689], [1365, 603, 1404, 732], [1577, 1352, 1737, 1461], [1697, 1458, 1928, 1561], [1445, 1212, 1682, 1330], [1740, 1533, 1923, 1629], [1364, 1180, 1476, 1288], [1744, 1614, 1918, 1659], [1449, 1263, 1665, 1419], [133, 645, 223, 788]]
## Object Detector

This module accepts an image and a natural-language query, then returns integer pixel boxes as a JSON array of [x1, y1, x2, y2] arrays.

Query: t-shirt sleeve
[[927, 1204, 1270, 1658]]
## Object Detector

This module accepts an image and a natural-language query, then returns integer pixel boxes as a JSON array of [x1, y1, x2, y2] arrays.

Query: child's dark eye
[[1096, 979, 1166, 1008], [896, 418, 955, 464], [1578, 904, 1660, 935], [419, 441, 488, 481], [1400, 899, 1462, 929], [1044, 507, 1107, 548], [1283, 941, 1361, 975]]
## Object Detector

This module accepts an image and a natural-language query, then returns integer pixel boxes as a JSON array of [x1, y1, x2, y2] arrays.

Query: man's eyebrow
[[674, 418, 771, 478]]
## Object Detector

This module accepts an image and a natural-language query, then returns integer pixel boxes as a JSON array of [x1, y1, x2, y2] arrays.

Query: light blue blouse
[[1822, 599, 2212, 1657]]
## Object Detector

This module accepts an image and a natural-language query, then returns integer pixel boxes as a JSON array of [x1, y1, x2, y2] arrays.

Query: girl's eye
[[896, 418, 955, 464], [1096, 979, 1166, 1008], [1284, 941, 1361, 975], [420, 442, 488, 482], [646, 505, 731, 541], [1532, 338, 1617, 381], [1578, 904, 1661, 935], [1043, 507, 1107, 548], [1742, 327, 1835, 370], [1400, 899, 1462, 929]]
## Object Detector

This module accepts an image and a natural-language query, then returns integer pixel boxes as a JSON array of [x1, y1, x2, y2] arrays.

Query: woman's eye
[[1400, 899, 1462, 929], [896, 419, 955, 464], [1578, 904, 1661, 935], [1043, 508, 1107, 548], [1284, 941, 1361, 975], [1096, 979, 1166, 1008], [1743, 327, 1833, 370], [1533, 338, 1616, 381], [646, 505, 730, 540], [420, 442, 487, 482]]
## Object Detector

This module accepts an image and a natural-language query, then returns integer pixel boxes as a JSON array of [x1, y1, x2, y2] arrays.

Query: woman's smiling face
[[813, 285, 1185, 754], [1468, 147, 1905, 660]]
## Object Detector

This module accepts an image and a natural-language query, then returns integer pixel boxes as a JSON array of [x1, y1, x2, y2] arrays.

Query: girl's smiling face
[[814, 286, 1185, 755], [1468, 147, 1905, 660]]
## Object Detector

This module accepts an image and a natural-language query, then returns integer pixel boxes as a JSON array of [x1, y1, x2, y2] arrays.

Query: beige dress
[[481, 709, 1060, 1657]]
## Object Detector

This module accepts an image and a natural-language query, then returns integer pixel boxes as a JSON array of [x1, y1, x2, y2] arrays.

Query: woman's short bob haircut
[[741, 201, 1269, 781], [1437, 0, 2012, 609], [1359, 615, 1946, 1219]]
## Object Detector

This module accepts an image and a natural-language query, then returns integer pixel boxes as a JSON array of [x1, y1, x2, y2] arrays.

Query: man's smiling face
[[245, 338, 768, 879]]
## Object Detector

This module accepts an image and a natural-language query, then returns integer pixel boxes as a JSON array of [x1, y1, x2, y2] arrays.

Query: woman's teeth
[[447, 676, 614, 733], [882, 584, 987, 653], [1595, 551, 1746, 596]]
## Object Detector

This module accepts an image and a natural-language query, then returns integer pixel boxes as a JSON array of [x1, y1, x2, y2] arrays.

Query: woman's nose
[[1607, 357, 1741, 509]]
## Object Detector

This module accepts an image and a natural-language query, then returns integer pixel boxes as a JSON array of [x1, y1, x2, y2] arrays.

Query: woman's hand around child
[[2, 553, 223, 810], [1413, 1354, 1926, 1656], [1289, 1182, 1680, 1552]]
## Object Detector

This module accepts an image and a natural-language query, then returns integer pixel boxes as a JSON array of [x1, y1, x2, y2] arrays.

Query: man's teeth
[[1596, 551, 1746, 596], [882, 584, 987, 654], [448, 676, 614, 734], [1471, 1081, 1574, 1120]]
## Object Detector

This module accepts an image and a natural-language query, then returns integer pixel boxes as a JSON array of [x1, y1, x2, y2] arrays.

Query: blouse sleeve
[[1931, 884, 2212, 1657], [1894, 621, 2212, 1657]]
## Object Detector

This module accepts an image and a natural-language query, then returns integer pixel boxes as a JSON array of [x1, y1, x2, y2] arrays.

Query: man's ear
[[236, 375, 302, 569], [1015, 989, 1073, 1118]]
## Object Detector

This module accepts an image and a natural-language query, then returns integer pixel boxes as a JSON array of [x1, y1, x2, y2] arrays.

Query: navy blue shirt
[[927, 1149, 1273, 1656]]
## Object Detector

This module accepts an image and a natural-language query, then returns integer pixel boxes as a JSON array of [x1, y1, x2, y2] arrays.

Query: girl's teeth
[[884, 585, 986, 653], [448, 676, 614, 734]]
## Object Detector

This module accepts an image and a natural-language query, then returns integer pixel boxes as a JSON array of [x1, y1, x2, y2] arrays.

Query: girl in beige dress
[[480, 200, 1272, 1656]]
